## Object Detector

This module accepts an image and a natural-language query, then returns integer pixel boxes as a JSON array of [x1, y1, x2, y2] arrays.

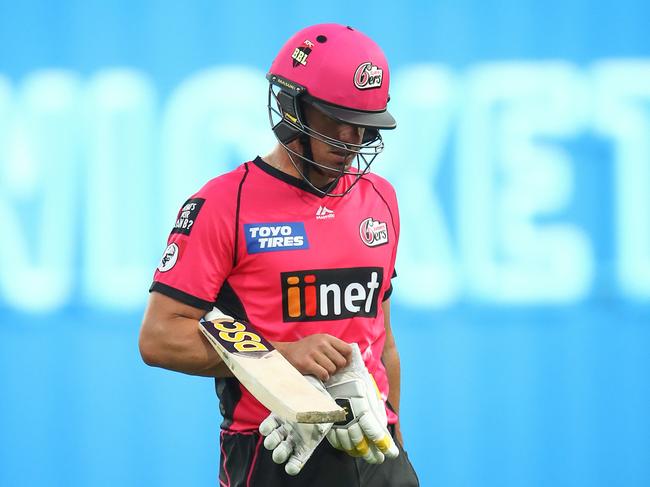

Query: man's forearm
[[139, 314, 233, 377], [382, 342, 403, 446], [382, 342, 401, 416]]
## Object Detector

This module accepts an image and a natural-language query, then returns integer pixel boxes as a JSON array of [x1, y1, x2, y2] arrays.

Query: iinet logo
[[316, 206, 335, 220], [281, 267, 384, 322]]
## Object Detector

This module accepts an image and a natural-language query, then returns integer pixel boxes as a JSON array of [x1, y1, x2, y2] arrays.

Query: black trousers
[[218, 425, 420, 487]]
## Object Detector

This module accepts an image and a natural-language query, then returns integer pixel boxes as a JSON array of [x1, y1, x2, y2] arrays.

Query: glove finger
[[285, 433, 322, 476], [263, 425, 288, 451], [271, 438, 293, 464], [347, 423, 371, 459], [328, 429, 362, 456], [336, 427, 355, 452], [259, 415, 281, 436], [327, 430, 342, 450], [357, 412, 385, 442], [365, 443, 386, 464], [285, 456, 305, 476], [327, 428, 361, 457], [358, 414, 399, 458]]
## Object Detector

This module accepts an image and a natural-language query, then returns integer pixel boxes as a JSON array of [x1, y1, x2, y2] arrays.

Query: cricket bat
[[199, 314, 345, 424]]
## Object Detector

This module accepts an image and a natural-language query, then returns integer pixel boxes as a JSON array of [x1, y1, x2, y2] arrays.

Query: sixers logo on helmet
[[354, 62, 383, 90]]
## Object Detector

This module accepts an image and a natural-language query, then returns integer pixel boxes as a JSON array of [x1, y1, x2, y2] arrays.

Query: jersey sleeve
[[149, 177, 237, 310]]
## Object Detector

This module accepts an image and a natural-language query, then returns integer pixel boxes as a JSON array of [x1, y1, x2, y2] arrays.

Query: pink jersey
[[151, 157, 400, 431]]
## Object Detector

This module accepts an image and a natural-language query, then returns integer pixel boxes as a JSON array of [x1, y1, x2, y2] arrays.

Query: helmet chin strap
[[297, 133, 342, 194], [299, 133, 312, 182]]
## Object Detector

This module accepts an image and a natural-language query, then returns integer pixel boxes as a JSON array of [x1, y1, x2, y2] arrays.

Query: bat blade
[[199, 318, 345, 424]]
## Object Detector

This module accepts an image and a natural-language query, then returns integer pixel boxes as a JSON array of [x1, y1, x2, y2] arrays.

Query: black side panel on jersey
[[214, 280, 249, 322], [216, 379, 242, 429], [383, 283, 393, 301], [213, 279, 249, 428], [383, 269, 397, 301]]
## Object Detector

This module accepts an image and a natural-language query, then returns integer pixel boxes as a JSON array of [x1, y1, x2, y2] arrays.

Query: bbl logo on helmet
[[354, 62, 383, 90], [292, 39, 314, 67]]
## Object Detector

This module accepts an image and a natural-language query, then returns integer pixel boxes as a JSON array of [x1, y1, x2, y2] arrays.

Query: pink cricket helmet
[[268, 23, 396, 130]]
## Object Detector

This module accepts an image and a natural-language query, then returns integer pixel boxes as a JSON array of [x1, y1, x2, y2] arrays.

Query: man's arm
[[139, 291, 232, 377], [381, 299, 403, 446], [139, 291, 351, 379]]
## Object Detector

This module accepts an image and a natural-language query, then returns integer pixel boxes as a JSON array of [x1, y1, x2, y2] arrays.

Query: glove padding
[[258, 376, 333, 476], [324, 343, 399, 463]]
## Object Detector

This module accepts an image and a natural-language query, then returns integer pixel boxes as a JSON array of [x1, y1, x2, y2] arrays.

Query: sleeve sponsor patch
[[157, 243, 179, 272], [172, 198, 205, 236], [244, 222, 309, 254]]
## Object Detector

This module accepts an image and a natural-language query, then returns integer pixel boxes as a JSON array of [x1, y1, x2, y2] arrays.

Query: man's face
[[297, 103, 365, 185]]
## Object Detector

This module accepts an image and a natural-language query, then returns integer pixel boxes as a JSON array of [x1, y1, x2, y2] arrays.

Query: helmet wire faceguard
[[267, 76, 384, 197]]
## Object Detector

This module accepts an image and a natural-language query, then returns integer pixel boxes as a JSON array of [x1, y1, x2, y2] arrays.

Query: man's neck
[[263, 144, 301, 178], [263, 144, 335, 187]]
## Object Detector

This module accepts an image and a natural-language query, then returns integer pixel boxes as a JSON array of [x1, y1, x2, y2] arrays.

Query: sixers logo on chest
[[359, 217, 389, 247]]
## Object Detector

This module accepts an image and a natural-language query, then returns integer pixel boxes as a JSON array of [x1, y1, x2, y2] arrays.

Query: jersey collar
[[253, 156, 342, 199]]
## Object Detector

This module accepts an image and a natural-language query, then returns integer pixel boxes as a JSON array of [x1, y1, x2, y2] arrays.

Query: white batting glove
[[324, 344, 399, 464], [258, 376, 333, 476]]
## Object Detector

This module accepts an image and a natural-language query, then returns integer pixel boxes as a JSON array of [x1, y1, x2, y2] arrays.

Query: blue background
[[1, 1, 649, 486]]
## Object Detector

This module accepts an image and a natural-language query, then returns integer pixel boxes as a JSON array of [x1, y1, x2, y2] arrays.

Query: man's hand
[[324, 344, 399, 463], [259, 376, 333, 475], [272, 334, 352, 381]]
